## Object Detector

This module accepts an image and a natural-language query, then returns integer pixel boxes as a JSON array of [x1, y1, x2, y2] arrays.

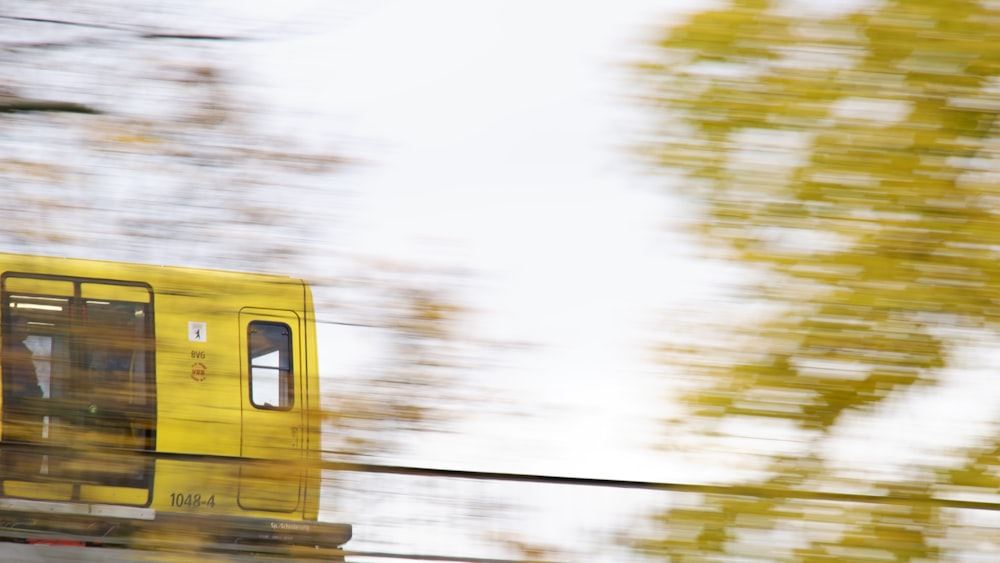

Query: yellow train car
[[0, 253, 350, 552]]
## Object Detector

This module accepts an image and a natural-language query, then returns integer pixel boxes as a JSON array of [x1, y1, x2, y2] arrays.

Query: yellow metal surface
[[79, 484, 150, 506], [2, 480, 73, 501], [0, 253, 322, 523]]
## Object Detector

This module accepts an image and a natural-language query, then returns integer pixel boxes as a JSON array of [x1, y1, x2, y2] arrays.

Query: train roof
[[0, 252, 310, 296]]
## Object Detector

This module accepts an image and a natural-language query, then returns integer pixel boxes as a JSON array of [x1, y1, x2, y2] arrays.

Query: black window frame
[[247, 321, 294, 411]]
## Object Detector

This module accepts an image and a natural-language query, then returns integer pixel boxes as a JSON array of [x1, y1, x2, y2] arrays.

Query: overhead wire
[[322, 460, 1000, 513]]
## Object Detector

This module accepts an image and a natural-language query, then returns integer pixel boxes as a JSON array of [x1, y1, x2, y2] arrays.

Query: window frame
[[246, 320, 294, 411]]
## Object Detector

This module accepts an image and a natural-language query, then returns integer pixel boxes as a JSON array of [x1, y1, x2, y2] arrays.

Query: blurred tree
[[321, 274, 474, 459], [0, 4, 474, 461], [0, 6, 344, 270], [636, 0, 1000, 560]]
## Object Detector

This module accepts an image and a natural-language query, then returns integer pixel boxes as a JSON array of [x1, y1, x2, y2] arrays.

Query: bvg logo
[[191, 362, 207, 382]]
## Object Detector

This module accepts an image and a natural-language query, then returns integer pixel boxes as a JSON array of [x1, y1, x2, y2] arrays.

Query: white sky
[[231, 0, 1000, 489], [228, 0, 723, 481]]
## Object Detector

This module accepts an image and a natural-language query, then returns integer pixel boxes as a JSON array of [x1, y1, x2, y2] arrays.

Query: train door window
[[248, 322, 293, 410], [80, 284, 153, 414], [2, 287, 73, 445], [3, 280, 153, 411]]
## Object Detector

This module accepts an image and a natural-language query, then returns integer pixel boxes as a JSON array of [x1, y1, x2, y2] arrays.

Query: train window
[[82, 298, 153, 409], [2, 294, 70, 405], [248, 322, 293, 410], [2, 278, 154, 422]]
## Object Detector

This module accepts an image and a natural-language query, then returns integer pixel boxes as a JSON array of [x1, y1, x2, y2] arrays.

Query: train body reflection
[[0, 253, 350, 554]]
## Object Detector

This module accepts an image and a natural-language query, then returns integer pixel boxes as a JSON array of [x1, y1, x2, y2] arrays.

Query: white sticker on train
[[188, 321, 207, 342]]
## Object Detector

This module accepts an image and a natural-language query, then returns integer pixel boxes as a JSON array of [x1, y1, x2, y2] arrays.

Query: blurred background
[[3, 0, 1000, 561]]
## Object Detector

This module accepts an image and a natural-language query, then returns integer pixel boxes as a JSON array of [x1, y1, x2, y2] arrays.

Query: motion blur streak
[[636, 0, 1000, 560]]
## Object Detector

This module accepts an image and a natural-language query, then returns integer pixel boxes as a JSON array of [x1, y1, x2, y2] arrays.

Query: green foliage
[[638, 0, 1000, 559]]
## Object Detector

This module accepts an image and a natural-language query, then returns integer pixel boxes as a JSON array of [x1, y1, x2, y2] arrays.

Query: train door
[[0, 275, 155, 505], [237, 308, 304, 513]]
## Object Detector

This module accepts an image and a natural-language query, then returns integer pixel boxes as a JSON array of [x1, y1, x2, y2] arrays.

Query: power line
[[0, 14, 240, 41], [324, 460, 1000, 513], [344, 550, 565, 563], [0, 14, 129, 32]]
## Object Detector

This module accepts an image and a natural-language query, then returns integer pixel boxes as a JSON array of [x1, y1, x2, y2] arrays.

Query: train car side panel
[[0, 254, 332, 531]]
